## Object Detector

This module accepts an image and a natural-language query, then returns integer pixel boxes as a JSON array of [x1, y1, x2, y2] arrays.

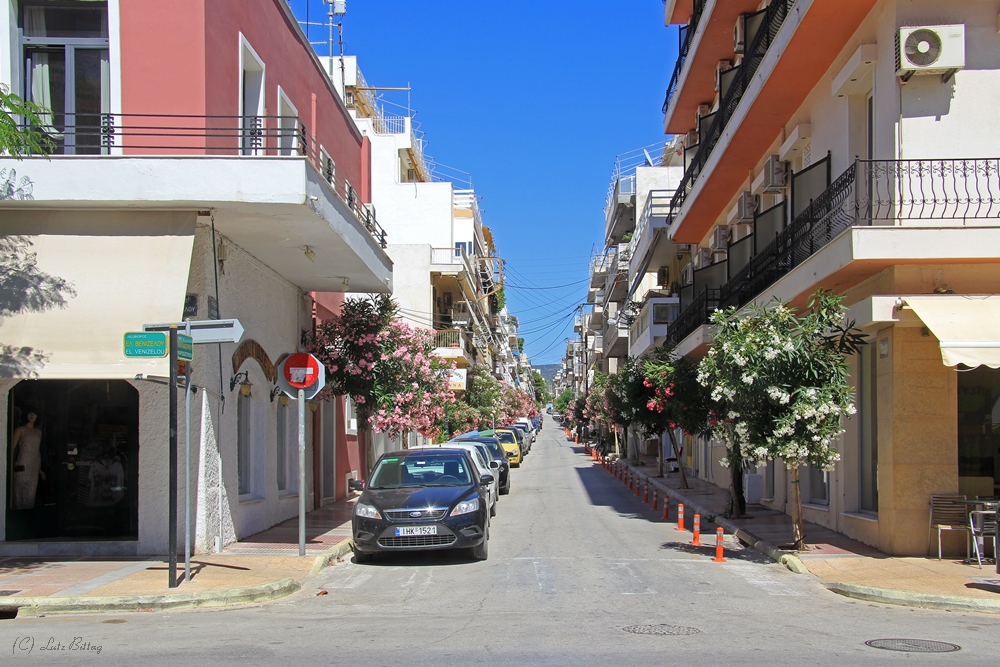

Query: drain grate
[[866, 639, 960, 653], [623, 624, 701, 636]]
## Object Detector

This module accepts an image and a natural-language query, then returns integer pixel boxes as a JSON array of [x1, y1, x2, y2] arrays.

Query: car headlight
[[450, 497, 479, 516], [355, 502, 381, 519]]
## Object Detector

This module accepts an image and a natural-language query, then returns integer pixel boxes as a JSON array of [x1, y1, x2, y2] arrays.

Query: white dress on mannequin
[[12, 429, 43, 510]]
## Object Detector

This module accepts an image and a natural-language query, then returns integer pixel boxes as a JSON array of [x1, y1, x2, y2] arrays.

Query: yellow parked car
[[493, 428, 522, 467]]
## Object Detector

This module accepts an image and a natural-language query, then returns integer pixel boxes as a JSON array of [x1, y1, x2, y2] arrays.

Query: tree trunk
[[730, 462, 746, 519], [656, 434, 664, 478], [667, 429, 689, 489], [789, 465, 805, 550], [614, 427, 620, 457]]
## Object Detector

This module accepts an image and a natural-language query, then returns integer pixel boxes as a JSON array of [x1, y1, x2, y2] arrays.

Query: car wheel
[[490, 500, 497, 517], [471, 526, 489, 561], [353, 545, 373, 564], [500, 483, 510, 495]]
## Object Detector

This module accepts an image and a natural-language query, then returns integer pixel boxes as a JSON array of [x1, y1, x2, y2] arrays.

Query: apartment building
[[330, 56, 518, 401], [662, 0, 1000, 555], [0, 0, 391, 555]]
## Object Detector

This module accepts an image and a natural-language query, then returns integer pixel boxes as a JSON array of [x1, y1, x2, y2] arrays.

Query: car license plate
[[395, 525, 437, 537]]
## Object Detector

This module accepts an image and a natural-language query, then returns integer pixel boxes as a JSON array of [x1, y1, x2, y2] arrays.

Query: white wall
[[386, 244, 433, 329]]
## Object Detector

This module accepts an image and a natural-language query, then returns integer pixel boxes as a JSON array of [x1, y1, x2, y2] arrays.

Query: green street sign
[[178, 334, 193, 361], [124, 332, 167, 358]]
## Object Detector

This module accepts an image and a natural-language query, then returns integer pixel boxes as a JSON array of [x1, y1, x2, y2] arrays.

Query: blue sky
[[289, 0, 679, 365]]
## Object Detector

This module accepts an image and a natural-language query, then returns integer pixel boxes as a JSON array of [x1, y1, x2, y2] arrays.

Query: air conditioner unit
[[895, 25, 965, 82], [694, 247, 713, 268], [714, 60, 733, 92], [710, 225, 731, 252], [734, 15, 746, 54], [738, 191, 756, 222], [684, 130, 698, 148], [681, 263, 694, 286], [656, 266, 670, 287], [696, 103, 712, 120], [763, 155, 787, 193]]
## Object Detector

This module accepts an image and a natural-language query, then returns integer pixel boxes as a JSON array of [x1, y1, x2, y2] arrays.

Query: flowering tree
[[696, 290, 863, 545], [638, 348, 712, 487], [604, 357, 645, 461], [307, 295, 455, 442]]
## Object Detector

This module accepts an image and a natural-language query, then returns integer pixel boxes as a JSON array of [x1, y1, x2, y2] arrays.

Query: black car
[[454, 435, 510, 494], [350, 449, 493, 563]]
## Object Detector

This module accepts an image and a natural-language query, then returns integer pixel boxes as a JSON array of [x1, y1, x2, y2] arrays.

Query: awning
[[0, 211, 194, 379], [902, 296, 1000, 369]]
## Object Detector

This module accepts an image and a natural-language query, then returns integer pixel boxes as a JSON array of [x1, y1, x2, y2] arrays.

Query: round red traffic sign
[[282, 352, 321, 389]]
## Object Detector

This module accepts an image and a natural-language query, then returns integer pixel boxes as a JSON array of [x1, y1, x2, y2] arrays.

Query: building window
[[859, 343, 878, 512], [237, 393, 252, 497], [807, 465, 829, 506], [20, 0, 110, 155]]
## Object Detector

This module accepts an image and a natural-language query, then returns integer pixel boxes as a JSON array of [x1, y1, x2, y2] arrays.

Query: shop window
[[807, 465, 829, 506], [237, 393, 252, 497], [859, 344, 878, 512], [958, 367, 1000, 498], [6, 379, 138, 541]]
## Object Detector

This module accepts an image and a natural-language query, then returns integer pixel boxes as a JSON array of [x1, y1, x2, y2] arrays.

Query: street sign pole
[[168, 326, 179, 588], [298, 387, 306, 557], [184, 321, 192, 583]]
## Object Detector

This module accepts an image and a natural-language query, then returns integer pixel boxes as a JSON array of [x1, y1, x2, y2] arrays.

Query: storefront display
[[6, 380, 139, 541]]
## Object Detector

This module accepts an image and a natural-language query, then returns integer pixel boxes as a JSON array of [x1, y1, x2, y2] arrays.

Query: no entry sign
[[277, 352, 326, 399]]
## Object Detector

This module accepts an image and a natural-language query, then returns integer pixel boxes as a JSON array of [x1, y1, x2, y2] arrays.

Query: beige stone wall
[[878, 326, 959, 556]]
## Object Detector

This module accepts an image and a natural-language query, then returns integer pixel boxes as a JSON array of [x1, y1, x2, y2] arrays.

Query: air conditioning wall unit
[[895, 25, 965, 82], [734, 15, 746, 54], [693, 247, 713, 269], [681, 263, 694, 286], [763, 155, 787, 193], [714, 60, 733, 92], [684, 130, 698, 148], [710, 225, 731, 251], [696, 103, 712, 120], [728, 191, 755, 224]]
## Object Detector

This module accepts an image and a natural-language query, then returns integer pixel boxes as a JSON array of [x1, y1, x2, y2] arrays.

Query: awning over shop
[[0, 211, 194, 379], [903, 296, 1000, 369]]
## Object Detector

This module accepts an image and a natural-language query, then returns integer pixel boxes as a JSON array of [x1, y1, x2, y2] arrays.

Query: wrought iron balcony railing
[[16, 113, 388, 248], [669, 0, 792, 218], [661, 0, 707, 115], [666, 157, 1000, 347]]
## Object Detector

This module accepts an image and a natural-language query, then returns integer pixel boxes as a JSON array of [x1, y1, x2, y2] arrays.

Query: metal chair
[[969, 510, 998, 569], [928, 495, 970, 561]]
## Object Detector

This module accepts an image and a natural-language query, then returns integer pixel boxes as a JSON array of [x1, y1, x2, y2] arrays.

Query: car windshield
[[368, 455, 472, 489], [496, 431, 516, 444], [481, 439, 503, 458]]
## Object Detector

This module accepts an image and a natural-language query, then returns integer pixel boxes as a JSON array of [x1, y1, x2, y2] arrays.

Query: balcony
[[2, 113, 393, 293], [589, 304, 604, 330], [604, 143, 668, 242], [666, 157, 1000, 349], [603, 316, 630, 359], [627, 190, 675, 295], [668, 0, 878, 244], [590, 252, 611, 288], [433, 329, 475, 368], [604, 244, 630, 304], [630, 296, 681, 358]]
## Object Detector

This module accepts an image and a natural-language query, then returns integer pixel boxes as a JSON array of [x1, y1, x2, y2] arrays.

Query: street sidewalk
[[577, 439, 1000, 614], [0, 497, 357, 617]]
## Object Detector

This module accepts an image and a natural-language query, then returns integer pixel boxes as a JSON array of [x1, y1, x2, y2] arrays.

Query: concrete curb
[[620, 461, 808, 574], [825, 581, 1000, 614], [310, 540, 355, 575], [1, 578, 301, 617]]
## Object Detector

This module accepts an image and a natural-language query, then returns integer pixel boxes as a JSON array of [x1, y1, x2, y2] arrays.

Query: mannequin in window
[[11, 411, 45, 510]]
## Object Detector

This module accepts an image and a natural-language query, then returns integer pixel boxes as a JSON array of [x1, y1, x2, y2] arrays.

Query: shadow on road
[[657, 541, 771, 564], [353, 549, 479, 568]]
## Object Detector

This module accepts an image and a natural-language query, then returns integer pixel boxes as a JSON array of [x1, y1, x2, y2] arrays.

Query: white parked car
[[410, 443, 498, 515], [515, 418, 536, 442]]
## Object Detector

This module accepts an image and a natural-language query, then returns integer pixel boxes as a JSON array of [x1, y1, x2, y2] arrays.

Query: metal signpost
[[132, 319, 243, 588], [276, 353, 325, 557]]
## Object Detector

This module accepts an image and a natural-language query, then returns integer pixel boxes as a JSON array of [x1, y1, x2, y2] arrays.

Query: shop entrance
[[6, 380, 139, 541], [958, 367, 1000, 499]]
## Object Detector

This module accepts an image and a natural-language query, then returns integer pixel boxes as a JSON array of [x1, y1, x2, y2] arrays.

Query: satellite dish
[[904, 28, 942, 67], [643, 149, 656, 167]]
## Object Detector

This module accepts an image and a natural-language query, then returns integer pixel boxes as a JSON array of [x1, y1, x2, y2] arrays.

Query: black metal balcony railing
[[669, 0, 792, 217], [666, 157, 1000, 347], [661, 0, 708, 115], [18, 113, 388, 248]]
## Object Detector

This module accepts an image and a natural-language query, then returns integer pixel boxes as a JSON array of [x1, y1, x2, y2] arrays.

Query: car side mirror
[[489, 460, 500, 469], [348, 479, 364, 492], [480, 474, 495, 486]]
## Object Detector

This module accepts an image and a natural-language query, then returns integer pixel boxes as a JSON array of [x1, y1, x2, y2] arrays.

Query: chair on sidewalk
[[969, 510, 997, 569], [928, 495, 970, 561]]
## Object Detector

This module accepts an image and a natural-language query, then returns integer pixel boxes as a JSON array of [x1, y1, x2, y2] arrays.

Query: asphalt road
[[5, 422, 1000, 665]]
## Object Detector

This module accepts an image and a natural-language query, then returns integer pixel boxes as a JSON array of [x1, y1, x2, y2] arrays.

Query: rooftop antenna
[[330, 0, 347, 104]]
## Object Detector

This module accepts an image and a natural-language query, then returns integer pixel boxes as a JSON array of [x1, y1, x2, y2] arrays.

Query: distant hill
[[533, 364, 561, 382]]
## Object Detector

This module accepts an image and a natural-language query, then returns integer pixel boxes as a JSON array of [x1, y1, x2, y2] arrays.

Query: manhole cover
[[623, 624, 701, 636], [865, 639, 960, 653]]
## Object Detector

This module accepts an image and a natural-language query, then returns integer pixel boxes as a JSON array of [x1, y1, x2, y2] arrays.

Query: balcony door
[[20, 1, 110, 155]]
